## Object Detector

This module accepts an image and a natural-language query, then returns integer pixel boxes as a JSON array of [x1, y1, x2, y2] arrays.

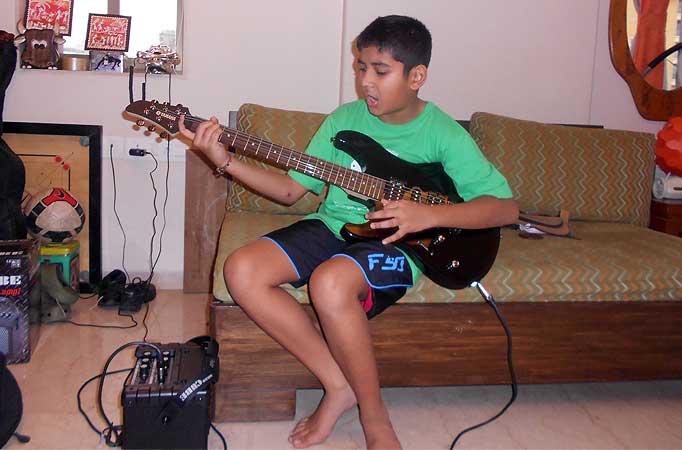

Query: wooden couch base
[[210, 300, 682, 422]]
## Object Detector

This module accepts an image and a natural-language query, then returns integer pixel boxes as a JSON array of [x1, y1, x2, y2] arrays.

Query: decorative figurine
[[136, 45, 181, 74], [14, 20, 64, 69]]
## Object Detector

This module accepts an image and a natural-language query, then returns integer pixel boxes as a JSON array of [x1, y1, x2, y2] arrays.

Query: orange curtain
[[632, 0, 669, 89]]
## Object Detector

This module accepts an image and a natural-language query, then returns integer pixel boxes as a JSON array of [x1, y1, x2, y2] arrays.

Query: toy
[[656, 117, 682, 176], [13, 20, 64, 69]]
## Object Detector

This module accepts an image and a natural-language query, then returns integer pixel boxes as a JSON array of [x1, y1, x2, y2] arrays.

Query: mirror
[[626, 0, 680, 90], [610, 0, 682, 120]]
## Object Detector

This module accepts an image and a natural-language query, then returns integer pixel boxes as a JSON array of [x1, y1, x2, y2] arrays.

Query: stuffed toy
[[13, 20, 64, 70]]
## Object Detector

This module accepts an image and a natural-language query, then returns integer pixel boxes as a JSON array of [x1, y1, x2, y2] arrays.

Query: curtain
[[632, 0, 670, 89]]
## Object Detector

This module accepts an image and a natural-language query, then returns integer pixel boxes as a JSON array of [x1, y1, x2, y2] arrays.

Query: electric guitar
[[125, 100, 500, 289]]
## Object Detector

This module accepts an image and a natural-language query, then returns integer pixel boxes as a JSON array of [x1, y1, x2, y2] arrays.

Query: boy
[[180, 15, 518, 450]]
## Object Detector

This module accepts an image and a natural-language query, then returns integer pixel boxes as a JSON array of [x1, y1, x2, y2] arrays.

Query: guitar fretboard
[[185, 116, 385, 200]]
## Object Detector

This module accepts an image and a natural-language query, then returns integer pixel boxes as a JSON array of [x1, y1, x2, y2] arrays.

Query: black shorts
[[262, 219, 413, 319]]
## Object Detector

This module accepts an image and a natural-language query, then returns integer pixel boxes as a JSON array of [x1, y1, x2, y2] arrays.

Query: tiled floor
[[5, 291, 682, 449]]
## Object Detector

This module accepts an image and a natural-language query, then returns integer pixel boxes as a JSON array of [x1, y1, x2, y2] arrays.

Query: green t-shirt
[[288, 100, 512, 282]]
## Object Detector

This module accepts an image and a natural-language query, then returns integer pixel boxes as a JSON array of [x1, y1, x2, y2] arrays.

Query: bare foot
[[288, 385, 357, 448], [361, 409, 402, 450]]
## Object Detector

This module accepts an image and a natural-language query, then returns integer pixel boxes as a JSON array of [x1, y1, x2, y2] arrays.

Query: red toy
[[656, 117, 682, 176]]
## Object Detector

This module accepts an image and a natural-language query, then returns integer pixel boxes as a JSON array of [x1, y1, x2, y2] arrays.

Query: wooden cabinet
[[650, 199, 682, 237]]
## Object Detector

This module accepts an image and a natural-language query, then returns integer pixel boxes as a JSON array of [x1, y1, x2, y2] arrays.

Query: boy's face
[[356, 45, 426, 124]]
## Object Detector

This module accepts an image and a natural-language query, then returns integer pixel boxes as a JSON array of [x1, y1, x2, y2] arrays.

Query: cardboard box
[[0, 240, 41, 364]]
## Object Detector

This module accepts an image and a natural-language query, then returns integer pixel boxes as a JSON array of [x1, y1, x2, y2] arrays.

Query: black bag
[[0, 351, 23, 447], [0, 33, 26, 241]]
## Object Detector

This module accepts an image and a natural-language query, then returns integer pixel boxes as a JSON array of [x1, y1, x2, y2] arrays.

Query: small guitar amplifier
[[121, 338, 219, 450], [0, 239, 40, 364]]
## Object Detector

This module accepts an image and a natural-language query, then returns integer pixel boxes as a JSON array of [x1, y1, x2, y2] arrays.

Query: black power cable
[[109, 144, 130, 281], [211, 423, 228, 450], [449, 282, 518, 449], [77, 367, 133, 441], [95, 342, 163, 446]]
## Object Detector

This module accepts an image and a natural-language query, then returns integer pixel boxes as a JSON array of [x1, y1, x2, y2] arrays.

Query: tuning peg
[[147, 125, 156, 132], [159, 132, 168, 139], [136, 119, 145, 127]]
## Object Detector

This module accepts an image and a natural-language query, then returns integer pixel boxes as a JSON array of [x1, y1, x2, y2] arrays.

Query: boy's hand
[[366, 199, 436, 245], [178, 115, 230, 168]]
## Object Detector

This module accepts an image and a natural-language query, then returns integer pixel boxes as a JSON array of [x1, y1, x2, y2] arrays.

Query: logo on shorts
[[367, 253, 405, 272]]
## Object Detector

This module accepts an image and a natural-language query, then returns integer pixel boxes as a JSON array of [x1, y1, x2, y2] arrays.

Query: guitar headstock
[[125, 100, 191, 137]]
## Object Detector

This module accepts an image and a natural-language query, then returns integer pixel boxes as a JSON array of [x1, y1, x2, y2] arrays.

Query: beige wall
[[1, 0, 664, 287]]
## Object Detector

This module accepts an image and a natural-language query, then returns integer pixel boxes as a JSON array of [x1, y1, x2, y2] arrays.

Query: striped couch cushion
[[470, 112, 656, 227], [226, 103, 327, 215], [213, 213, 682, 304]]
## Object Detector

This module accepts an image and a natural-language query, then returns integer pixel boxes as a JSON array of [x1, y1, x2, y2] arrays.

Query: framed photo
[[25, 0, 74, 36], [89, 51, 124, 72], [84, 13, 132, 52]]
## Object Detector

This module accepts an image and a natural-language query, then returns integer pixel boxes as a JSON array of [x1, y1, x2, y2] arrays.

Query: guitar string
[[180, 115, 449, 205]]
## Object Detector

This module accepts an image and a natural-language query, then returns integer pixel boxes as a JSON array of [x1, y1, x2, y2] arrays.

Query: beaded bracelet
[[214, 155, 232, 175]]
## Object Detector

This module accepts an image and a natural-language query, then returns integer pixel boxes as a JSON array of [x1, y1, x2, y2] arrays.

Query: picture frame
[[89, 51, 124, 73], [24, 0, 74, 36], [84, 13, 132, 53]]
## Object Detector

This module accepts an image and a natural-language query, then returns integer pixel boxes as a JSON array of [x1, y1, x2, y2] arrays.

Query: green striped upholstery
[[225, 103, 327, 215], [213, 213, 682, 303], [470, 112, 656, 227]]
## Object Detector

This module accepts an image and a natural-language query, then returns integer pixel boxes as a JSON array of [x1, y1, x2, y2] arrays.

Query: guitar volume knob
[[136, 120, 145, 127], [446, 260, 460, 271]]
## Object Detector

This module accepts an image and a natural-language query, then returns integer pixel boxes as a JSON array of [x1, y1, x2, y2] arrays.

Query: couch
[[183, 104, 682, 423]]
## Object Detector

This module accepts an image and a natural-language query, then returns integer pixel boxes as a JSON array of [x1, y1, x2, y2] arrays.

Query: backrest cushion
[[226, 103, 327, 215], [469, 112, 655, 226]]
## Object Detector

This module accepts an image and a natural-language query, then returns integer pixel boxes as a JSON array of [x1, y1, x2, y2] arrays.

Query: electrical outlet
[[102, 136, 186, 162], [142, 139, 186, 162]]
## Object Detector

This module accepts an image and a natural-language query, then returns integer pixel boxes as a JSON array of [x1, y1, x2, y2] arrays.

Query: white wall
[[1, 0, 344, 288], [1, 0, 664, 287]]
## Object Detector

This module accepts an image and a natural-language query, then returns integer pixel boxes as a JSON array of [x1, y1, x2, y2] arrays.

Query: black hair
[[356, 15, 432, 75]]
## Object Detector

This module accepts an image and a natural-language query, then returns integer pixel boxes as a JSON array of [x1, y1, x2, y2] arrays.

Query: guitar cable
[[449, 281, 518, 449]]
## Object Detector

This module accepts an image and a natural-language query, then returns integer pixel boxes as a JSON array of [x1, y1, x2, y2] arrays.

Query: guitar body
[[333, 130, 500, 290]]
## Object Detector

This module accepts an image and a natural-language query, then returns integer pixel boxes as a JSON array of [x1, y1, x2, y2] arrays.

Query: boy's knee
[[308, 263, 339, 296], [309, 259, 367, 314], [223, 247, 258, 295]]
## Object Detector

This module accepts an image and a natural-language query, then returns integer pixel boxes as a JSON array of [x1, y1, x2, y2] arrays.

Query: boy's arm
[[179, 116, 308, 205], [366, 196, 519, 245]]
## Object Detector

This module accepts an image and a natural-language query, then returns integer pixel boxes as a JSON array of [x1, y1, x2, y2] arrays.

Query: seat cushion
[[469, 112, 656, 227], [213, 213, 682, 304]]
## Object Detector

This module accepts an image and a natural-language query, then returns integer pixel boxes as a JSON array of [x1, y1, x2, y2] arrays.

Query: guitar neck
[[183, 115, 385, 201]]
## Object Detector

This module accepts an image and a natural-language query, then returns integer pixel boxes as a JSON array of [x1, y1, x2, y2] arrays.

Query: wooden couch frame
[[185, 141, 682, 423]]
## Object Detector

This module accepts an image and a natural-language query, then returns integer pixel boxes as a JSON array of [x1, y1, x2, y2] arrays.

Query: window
[[62, 0, 181, 69]]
